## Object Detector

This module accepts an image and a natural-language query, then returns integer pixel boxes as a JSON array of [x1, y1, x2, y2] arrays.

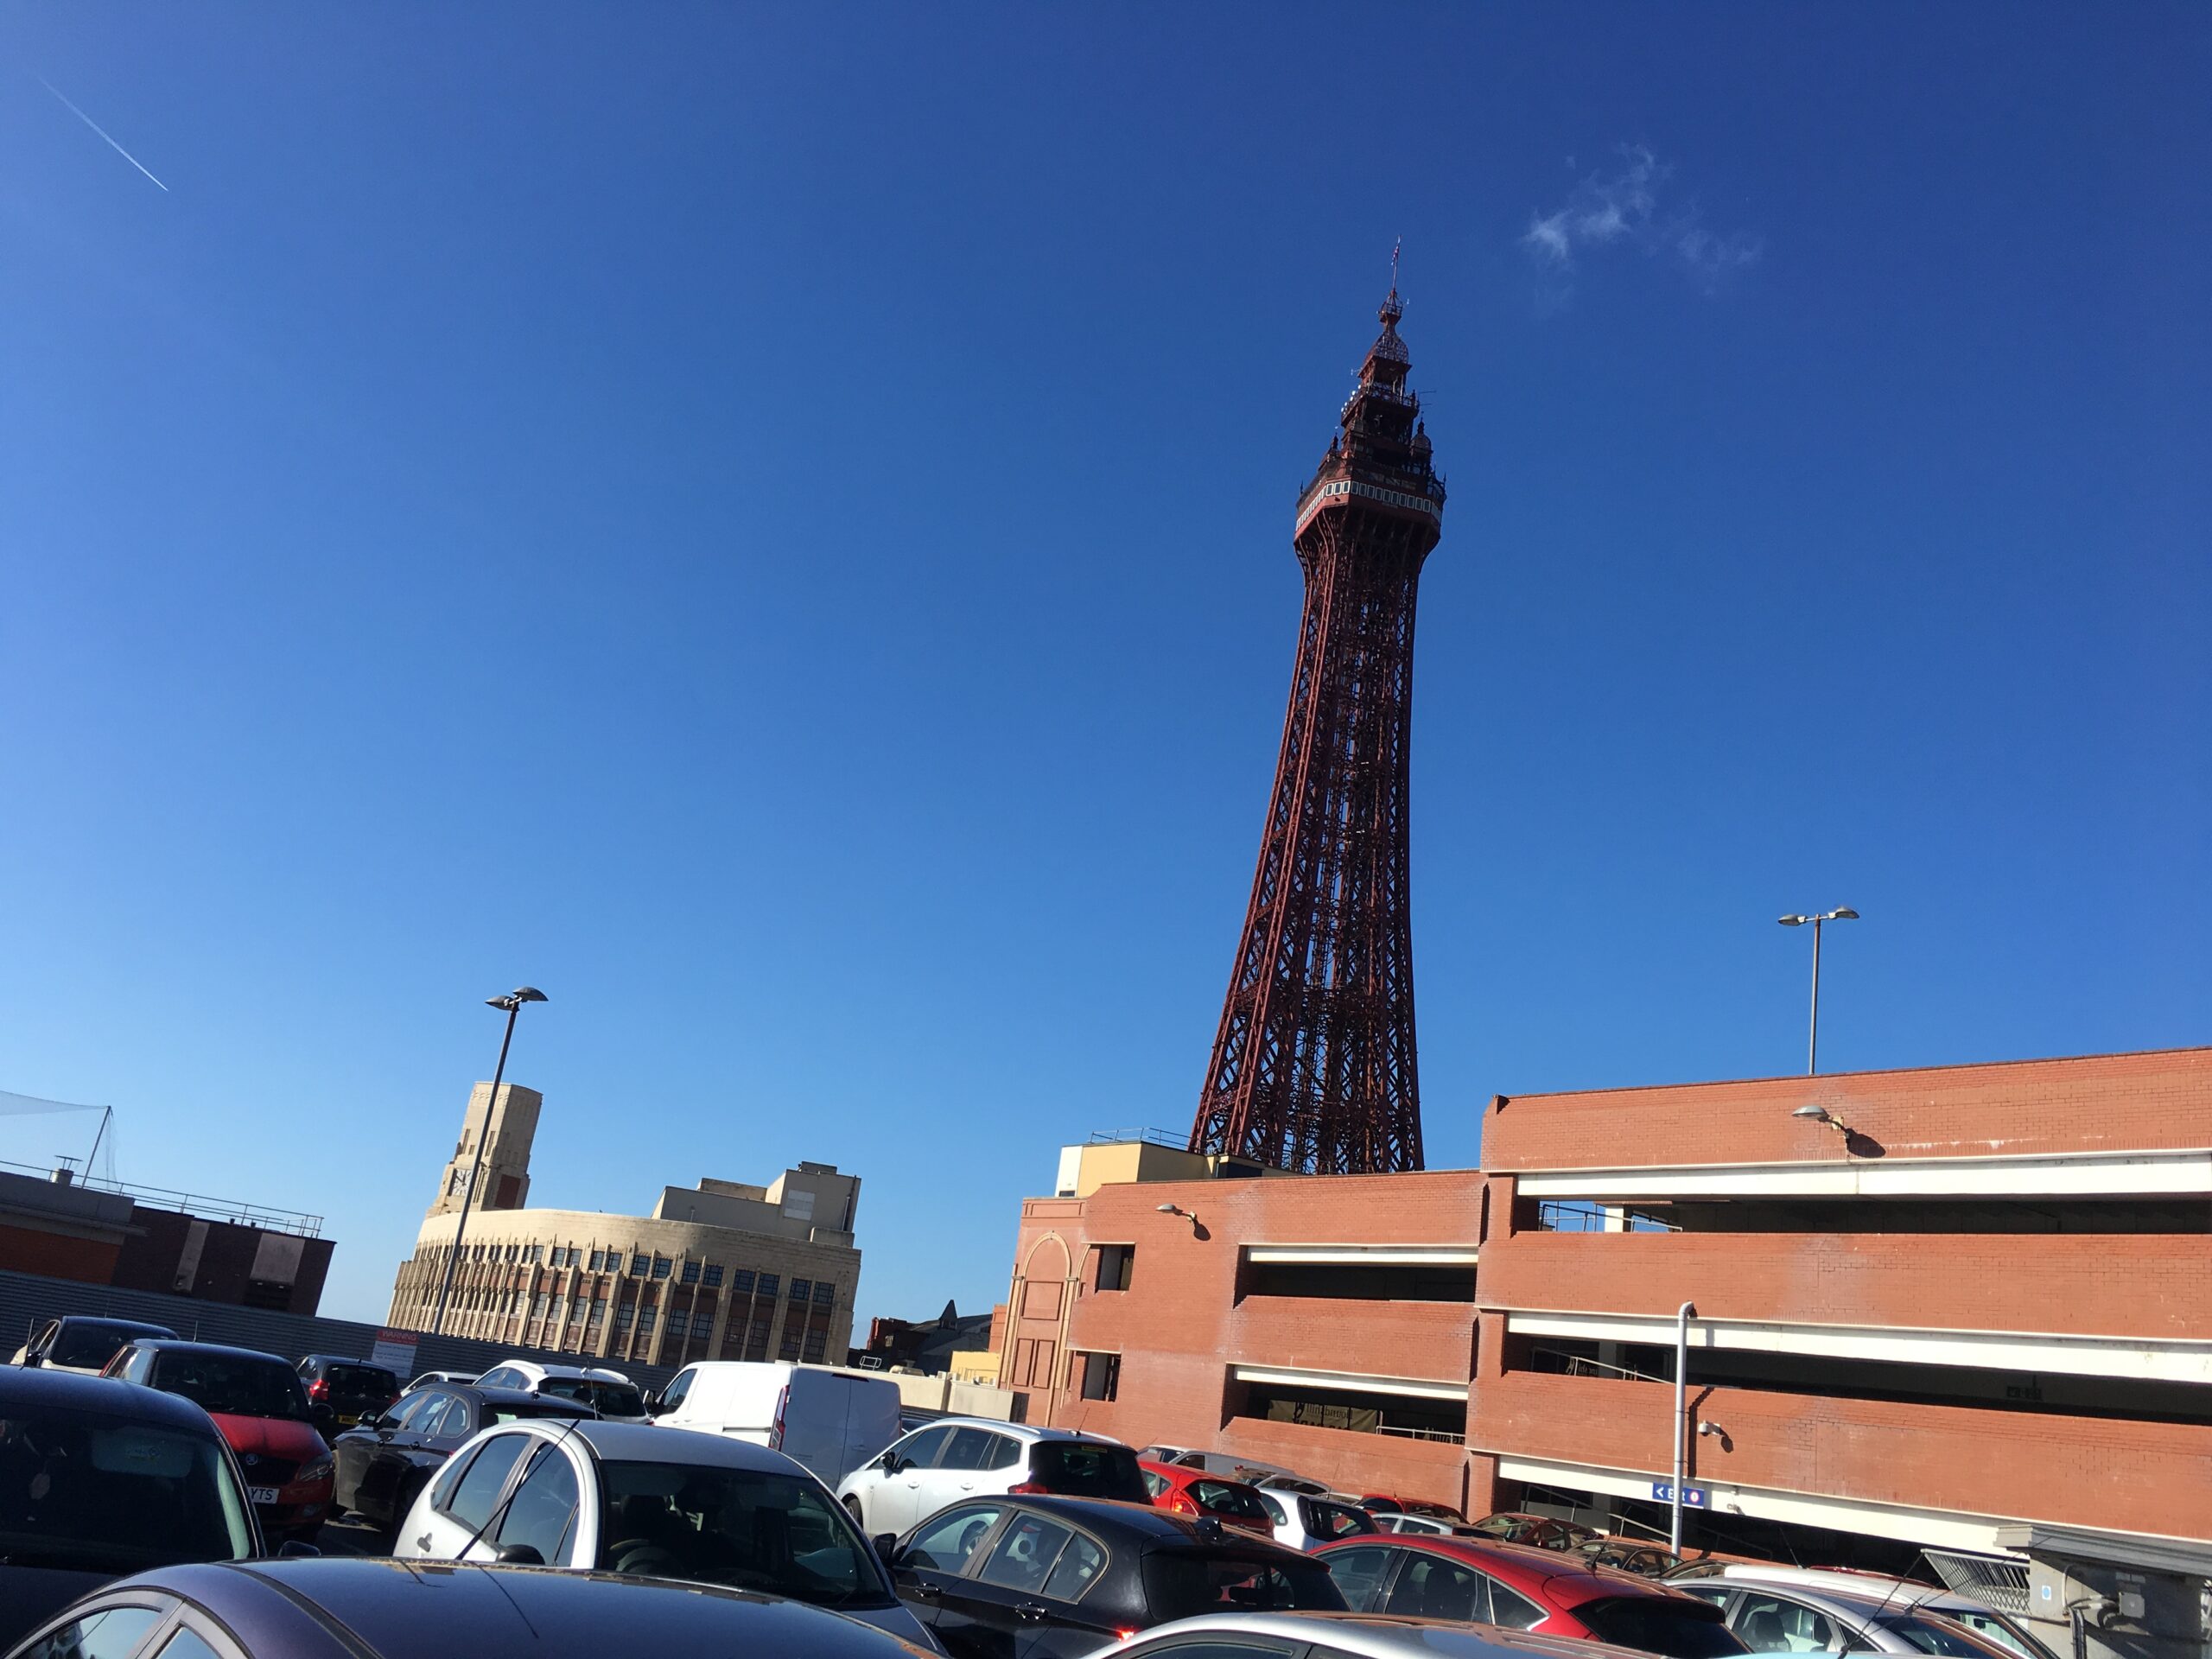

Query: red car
[[105, 1338, 335, 1546], [1313, 1533, 1747, 1659], [1138, 1459, 1275, 1536], [1360, 1494, 1467, 1523]]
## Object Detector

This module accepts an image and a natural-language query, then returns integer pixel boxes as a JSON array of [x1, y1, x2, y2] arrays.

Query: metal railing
[[1535, 1199, 1679, 1234], [1084, 1128, 1191, 1151], [0, 1158, 324, 1237]]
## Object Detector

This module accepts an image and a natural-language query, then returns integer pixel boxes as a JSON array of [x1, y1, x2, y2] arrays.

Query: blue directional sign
[[1651, 1482, 1707, 1506]]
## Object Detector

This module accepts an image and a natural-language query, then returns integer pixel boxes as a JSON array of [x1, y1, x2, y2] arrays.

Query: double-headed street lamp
[[1777, 908, 1858, 1075], [429, 986, 547, 1336]]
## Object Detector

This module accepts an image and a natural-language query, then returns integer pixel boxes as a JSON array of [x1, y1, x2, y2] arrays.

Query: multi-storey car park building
[[996, 1047, 2210, 1657], [386, 1082, 861, 1369]]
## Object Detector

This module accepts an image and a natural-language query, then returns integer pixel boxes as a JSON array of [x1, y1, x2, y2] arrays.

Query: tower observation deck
[[1189, 286, 1445, 1174]]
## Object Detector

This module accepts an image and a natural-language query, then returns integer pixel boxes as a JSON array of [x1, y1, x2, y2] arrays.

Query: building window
[[630, 1255, 649, 1276], [587, 1250, 602, 1272], [728, 1268, 754, 1294], [702, 1264, 724, 1288], [550, 1298, 566, 1323], [691, 1311, 714, 1339], [681, 1261, 701, 1285], [778, 1324, 802, 1361], [1095, 1245, 1135, 1292], [588, 1297, 607, 1325], [789, 1278, 810, 1302], [755, 1274, 779, 1300], [1078, 1351, 1121, 1402], [652, 1256, 672, 1281], [802, 1329, 828, 1363], [615, 1302, 635, 1329], [812, 1281, 835, 1305], [638, 1306, 657, 1334], [746, 1318, 772, 1362]]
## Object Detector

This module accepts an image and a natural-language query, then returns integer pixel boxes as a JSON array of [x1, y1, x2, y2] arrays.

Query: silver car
[[1103, 1610, 1656, 1659], [1673, 1566, 2056, 1659], [1674, 1578, 2019, 1659]]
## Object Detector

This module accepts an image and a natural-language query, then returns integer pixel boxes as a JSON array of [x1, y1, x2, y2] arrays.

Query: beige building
[[387, 1082, 862, 1369]]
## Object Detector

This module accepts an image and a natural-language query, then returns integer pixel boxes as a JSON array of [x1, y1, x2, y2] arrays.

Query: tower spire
[[1189, 283, 1447, 1176]]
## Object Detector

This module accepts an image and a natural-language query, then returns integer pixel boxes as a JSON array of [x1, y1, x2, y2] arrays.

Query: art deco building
[[386, 1081, 861, 1368]]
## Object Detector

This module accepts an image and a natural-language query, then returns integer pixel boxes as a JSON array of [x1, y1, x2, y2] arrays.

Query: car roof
[[922, 1417, 1120, 1445], [1348, 1534, 1688, 1601], [0, 1365, 227, 1433], [493, 1418, 814, 1470], [126, 1338, 295, 1366], [1709, 1565, 1947, 1603], [1002, 1493, 1316, 1551], [302, 1354, 395, 1369], [53, 1315, 175, 1334], [1116, 1611, 1653, 1659], [139, 1559, 921, 1659], [1706, 1579, 1952, 1621]]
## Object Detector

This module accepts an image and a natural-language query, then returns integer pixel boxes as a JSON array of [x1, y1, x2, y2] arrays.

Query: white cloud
[[1520, 145, 1761, 295]]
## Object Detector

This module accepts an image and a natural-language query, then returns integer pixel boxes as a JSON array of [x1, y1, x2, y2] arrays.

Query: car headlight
[[295, 1456, 334, 1487]]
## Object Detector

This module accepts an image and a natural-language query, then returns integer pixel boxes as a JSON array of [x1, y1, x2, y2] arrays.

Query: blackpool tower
[[1189, 283, 1445, 1175]]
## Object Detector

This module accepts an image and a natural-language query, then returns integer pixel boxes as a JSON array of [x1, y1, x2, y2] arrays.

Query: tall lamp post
[[429, 986, 547, 1336], [1777, 908, 1858, 1075]]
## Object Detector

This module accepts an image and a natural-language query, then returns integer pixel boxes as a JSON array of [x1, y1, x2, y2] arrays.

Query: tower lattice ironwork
[[1190, 285, 1445, 1174]]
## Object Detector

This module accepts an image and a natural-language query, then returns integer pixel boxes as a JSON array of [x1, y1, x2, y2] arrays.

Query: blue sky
[[1, 5, 2206, 1328]]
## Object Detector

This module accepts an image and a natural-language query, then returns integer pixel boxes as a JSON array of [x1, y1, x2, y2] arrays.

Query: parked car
[[647, 1359, 904, 1483], [1253, 1488, 1378, 1552], [1472, 1512, 1602, 1552], [470, 1359, 649, 1422], [1671, 1576, 2022, 1659], [1361, 1497, 1466, 1524], [1377, 1513, 1485, 1538], [1252, 1473, 1338, 1498], [390, 1417, 936, 1649], [9, 1317, 175, 1376], [102, 1339, 334, 1546], [1138, 1460, 1274, 1536], [403, 1370, 480, 1392], [4, 1555, 944, 1659], [294, 1357, 400, 1431], [0, 1367, 258, 1652], [1663, 1566, 2056, 1659], [885, 1491, 1346, 1659], [1100, 1610, 1670, 1659], [839, 1420, 1149, 1537], [1314, 1534, 1746, 1658], [1577, 1536, 1682, 1578], [1135, 1446, 1308, 1485], [331, 1382, 595, 1529]]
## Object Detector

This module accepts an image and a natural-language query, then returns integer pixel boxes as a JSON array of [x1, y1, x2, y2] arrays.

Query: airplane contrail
[[37, 75, 169, 192]]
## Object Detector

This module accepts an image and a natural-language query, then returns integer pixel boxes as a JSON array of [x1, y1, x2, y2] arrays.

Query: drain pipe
[[1671, 1301, 1696, 1552]]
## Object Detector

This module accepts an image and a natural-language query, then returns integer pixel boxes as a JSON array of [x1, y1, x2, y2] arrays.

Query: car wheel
[[843, 1495, 865, 1525]]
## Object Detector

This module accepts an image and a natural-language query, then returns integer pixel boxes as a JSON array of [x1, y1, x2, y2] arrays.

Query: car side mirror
[[643, 1391, 663, 1415], [874, 1534, 900, 1567], [495, 1544, 546, 1566], [357, 1411, 382, 1431]]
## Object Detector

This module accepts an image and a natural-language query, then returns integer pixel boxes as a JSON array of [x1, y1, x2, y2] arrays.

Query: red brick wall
[[1482, 1046, 2211, 1170], [1001, 1167, 1481, 1500], [1472, 1370, 2212, 1540], [1479, 1230, 2212, 1342]]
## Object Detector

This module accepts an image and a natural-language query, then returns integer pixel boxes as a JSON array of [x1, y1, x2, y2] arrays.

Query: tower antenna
[[1390, 237, 1401, 294]]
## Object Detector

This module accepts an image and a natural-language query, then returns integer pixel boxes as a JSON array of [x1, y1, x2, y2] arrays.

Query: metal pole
[[1806, 916, 1823, 1076], [1671, 1300, 1695, 1551], [429, 1001, 521, 1336], [85, 1106, 111, 1179]]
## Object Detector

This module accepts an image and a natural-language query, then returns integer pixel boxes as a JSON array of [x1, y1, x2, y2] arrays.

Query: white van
[[647, 1361, 902, 1485]]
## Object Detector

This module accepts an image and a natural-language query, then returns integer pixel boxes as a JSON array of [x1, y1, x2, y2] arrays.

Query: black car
[[294, 1357, 400, 1431], [887, 1493, 1345, 1659], [0, 1368, 257, 1651], [9, 1318, 177, 1376], [5, 1557, 937, 1659], [330, 1384, 594, 1529]]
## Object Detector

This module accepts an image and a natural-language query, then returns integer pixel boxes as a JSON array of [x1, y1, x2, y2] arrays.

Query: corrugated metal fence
[[0, 1268, 679, 1391]]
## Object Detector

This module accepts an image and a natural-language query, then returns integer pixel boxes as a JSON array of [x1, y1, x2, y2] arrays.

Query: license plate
[[250, 1486, 281, 1504]]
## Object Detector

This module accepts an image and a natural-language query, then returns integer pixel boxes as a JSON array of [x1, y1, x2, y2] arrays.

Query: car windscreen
[[321, 1364, 398, 1402], [1192, 1479, 1272, 1522], [51, 1324, 166, 1370], [1303, 1498, 1375, 1539], [1141, 1550, 1347, 1623], [1576, 1595, 1746, 1659], [543, 1377, 645, 1417], [152, 1352, 314, 1421], [1028, 1440, 1148, 1502], [490, 1400, 600, 1425], [595, 1459, 895, 1610], [0, 1403, 256, 1572]]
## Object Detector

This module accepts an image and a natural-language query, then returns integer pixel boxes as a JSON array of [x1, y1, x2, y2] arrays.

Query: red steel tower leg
[[1191, 288, 1445, 1174]]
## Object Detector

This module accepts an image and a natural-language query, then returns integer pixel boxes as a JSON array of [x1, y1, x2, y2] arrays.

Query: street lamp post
[[429, 987, 547, 1337], [1670, 1300, 1695, 1552], [1777, 908, 1859, 1075]]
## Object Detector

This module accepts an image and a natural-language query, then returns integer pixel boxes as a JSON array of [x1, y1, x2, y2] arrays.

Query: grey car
[[1668, 1567, 2056, 1659], [1673, 1579, 2020, 1659], [1102, 1609, 1656, 1659]]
